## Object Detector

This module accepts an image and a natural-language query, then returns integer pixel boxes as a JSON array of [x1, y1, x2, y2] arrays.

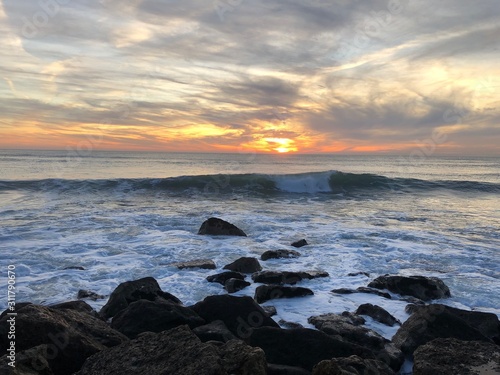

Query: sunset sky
[[0, 0, 499, 154]]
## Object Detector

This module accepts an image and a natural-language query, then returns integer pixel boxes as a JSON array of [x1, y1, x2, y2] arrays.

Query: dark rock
[[267, 363, 312, 375], [368, 275, 450, 301], [0, 302, 32, 319], [340, 311, 366, 326], [223, 257, 262, 273], [111, 299, 205, 339], [245, 327, 375, 371], [355, 303, 401, 326], [77, 325, 267, 375], [279, 320, 304, 329], [348, 272, 370, 277], [0, 345, 55, 375], [224, 278, 251, 293], [254, 285, 314, 304], [170, 259, 216, 270], [261, 250, 301, 261], [198, 217, 247, 236], [312, 355, 395, 375], [49, 300, 99, 318], [262, 306, 278, 317], [77, 290, 105, 301], [331, 287, 392, 299], [413, 338, 500, 375], [64, 266, 85, 270], [192, 320, 236, 342], [392, 304, 496, 355], [291, 239, 308, 248], [0, 304, 128, 375], [206, 271, 246, 285], [99, 276, 181, 319], [252, 271, 328, 285], [190, 295, 279, 339]]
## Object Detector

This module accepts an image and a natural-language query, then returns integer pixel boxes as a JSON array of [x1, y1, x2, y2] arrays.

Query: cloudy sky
[[0, 0, 499, 154]]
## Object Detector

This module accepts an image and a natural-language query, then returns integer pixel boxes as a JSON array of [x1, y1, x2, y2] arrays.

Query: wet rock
[[255, 285, 314, 304], [278, 320, 304, 329], [0, 304, 128, 375], [224, 278, 251, 293], [64, 266, 85, 270], [312, 355, 395, 375], [206, 271, 246, 285], [331, 287, 392, 299], [49, 300, 98, 317], [413, 338, 500, 375], [348, 272, 370, 277], [190, 295, 279, 339], [198, 217, 247, 236], [262, 306, 278, 317], [355, 303, 401, 326], [219, 339, 267, 375], [252, 270, 328, 285], [223, 257, 262, 273], [261, 250, 301, 261], [245, 327, 375, 371], [77, 289, 105, 301], [0, 344, 54, 375], [170, 259, 216, 270], [291, 239, 308, 248], [192, 320, 236, 343], [368, 275, 450, 301], [340, 311, 366, 326], [392, 304, 497, 355], [99, 276, 181, 319], [267, 363, 312, 375], [111, 299, 205, 339]]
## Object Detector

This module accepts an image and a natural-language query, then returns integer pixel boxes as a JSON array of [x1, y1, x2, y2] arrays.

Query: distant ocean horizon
[[1, 149, 499, 341]]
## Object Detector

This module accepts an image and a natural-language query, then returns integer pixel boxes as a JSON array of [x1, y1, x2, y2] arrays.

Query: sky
[[0, 0, 499, 155]]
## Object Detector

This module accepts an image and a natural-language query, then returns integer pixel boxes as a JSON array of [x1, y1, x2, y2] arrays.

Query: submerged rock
[[170, 259, 216, 270], [224, 278, 251, 293], [368, 275, 450, 301], [254, 285, 314, 304], [413, 338, 500, 375], [77, 289, 105, 301], [198, 217, 247, 236], [261, 249, 301, 261], [223, 257, 262, 273], [313, 355, 396, 375], [252, 270, 328, 285], [206, 271, 246, 285], [355, 303, 401, 326], [291, 239, 308, 248], [331, 287, 391, 299]]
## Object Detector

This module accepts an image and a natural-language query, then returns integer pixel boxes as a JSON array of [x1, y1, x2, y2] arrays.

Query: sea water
[[0, 150, 499, 341]]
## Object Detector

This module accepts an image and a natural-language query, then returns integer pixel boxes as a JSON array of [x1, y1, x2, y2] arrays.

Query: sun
[[264, 137, 298, 153]]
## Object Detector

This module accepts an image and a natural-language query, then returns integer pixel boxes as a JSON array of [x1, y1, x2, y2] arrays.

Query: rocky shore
[[1, 218, 499, 374]]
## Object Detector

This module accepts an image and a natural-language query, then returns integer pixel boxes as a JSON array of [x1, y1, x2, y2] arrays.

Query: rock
[[261, 250, 301, 261], [0, 302, 32, 319], [262, 306, 278, 317], [111, 299, 205, 339], [368, 275, 450, 301], [206, 271, 246, 285], [48, 300, 98, 316], [392, 304, 496, 355], [64, 266, 85, 270], [331, 287, 392, 299], [355, 303, 401, 326], [245, 327, 375, 371], [192, 320, 237, 342], [77, 289, 105, 301], [267, 364, 312, 375], [224, 278, 251, 293], [0, 345, 55, 375], [312, 355, 395, 375], [254, 285, 314, 304], [198, 217, 247, 236], [223, 257, 262, 273], [0, 304, 128, 375], [190, 295, 279, 339], [77, 325, 267, 375], [348, 272, 370, 277], [252, 271, 329, 285], [170, 259, 216, 270], [413, 338, 500, 375], [291, 239, 308, 248], [279, 320, 304, 329], [340, 311, 366, 326], [99, 276, 181, 319]]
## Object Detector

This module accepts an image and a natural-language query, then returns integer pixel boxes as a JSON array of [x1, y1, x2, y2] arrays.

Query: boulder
[[206, 271, 246, 285], [198, 217, 247, 236], [367, 275, 450, 301], [413, 338, 500, 375], [392, 304, 496, 355], [223, 257, 262, 273], [0, 304, 128, 375], [111, 299, 205, 339], [254, 285, 314, 304], [77, 290, 105, 301], [312, 355, 395, 375], [348, 272, 370, 277], [262, 306, 277, 317], [252, 271, 328, 285], [331, 287, 392, 299], [291, 239, 308, 248], [99, 277, 181, 319], [190, 295, 279, 339], [355, 303, 401, 326], [245, 327, 375, 371], [278, 320, 304, 329], [77, 325, 267, 375], [224, 278, 251, 293], [261, 250, 301, 261], [49, 300, 98, 317], [0, 345, 55, 375], [170, 259, 216, 270], [267, 364, 312, 375], [192, 320, 236, 342]]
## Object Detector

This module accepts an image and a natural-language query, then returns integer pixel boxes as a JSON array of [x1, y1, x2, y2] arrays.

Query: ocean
[[0, 149, 499, 341]]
